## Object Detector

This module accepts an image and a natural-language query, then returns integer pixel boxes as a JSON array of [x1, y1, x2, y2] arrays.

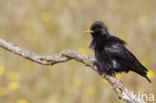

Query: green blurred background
[[0, 0, 156, 103]]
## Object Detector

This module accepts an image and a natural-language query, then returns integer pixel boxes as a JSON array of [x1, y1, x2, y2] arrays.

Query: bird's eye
[[94, 28, 102, 32], [90, 30, 94, 33]]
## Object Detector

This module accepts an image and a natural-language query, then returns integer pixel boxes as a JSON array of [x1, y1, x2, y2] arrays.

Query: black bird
[[84, 21, 151, 83]]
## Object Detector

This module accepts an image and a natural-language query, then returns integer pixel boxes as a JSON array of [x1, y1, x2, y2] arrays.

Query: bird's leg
[[93, 61, 101, 72], [102, 72, 106, 78], [93, 61, 107, 78], [113, 80, 121, 88], [113, 72, 128, 88]]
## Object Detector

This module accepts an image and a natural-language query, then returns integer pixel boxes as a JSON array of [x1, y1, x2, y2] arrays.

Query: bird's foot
[[113, 80, 121, 88], [102, 72, 106, 78]]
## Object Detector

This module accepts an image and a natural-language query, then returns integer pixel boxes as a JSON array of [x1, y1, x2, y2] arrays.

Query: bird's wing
[[109, 36, 126, 45], [104, 43, 148, 75]]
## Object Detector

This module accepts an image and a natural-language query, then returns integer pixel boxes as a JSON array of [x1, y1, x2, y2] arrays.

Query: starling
[[84, 21, 151, 83]]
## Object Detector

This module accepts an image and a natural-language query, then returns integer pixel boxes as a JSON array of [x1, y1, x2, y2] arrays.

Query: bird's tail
[[144, 75, 151, 83]]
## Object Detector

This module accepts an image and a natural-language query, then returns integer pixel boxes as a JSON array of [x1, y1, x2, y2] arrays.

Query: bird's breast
[[95, 47, 110, 62]]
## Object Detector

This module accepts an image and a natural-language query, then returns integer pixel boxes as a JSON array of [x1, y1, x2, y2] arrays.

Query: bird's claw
[[113, 80, 121, 88]]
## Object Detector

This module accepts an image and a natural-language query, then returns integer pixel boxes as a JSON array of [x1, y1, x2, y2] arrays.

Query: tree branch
[[0, 38, 145, 103]]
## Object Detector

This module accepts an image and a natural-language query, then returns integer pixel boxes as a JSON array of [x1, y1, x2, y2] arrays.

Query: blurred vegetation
[[0, 0, 156, 103]]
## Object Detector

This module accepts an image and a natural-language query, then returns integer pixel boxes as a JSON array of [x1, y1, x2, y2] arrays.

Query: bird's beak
[[84, 29, 93, 34]]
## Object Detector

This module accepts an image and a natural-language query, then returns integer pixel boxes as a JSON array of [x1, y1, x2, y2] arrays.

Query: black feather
[[88, 21, 151, 83]]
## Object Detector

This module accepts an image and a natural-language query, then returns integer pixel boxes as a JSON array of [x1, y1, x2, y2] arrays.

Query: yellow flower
[[0, 87, 7, 96], [8, 81, 19, 90], [0, 66, 5, 76], [85, 86, 96, 96], [8, 72, 19, 80], [41, 12, 51, 22], [78, 48, 88, 55], [42, 59, 48, 64], [116, 85, 122, 93], [147, 70, 154, 79], [23, 19, 33, 29], [116, 74, 121, 79], [102, 79, 109, 85], [17, 99, 28, 103], [73, 77, 82, 87]]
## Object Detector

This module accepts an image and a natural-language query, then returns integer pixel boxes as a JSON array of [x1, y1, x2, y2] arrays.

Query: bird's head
[[84, 21, 109, 37]]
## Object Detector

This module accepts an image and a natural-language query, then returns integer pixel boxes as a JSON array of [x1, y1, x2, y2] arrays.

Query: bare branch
[[0, 38, 145, 103]]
